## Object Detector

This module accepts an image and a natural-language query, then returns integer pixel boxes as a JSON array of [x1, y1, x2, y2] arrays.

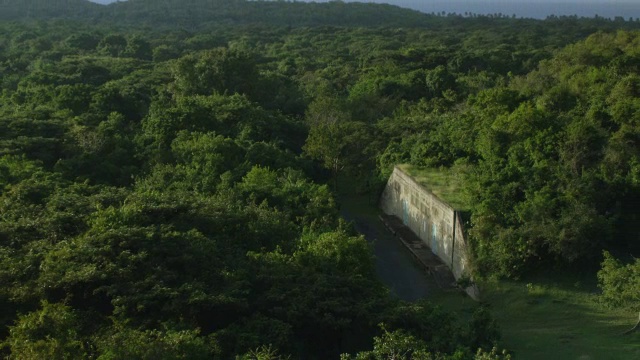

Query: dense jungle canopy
[[0, 0, 639, 358]]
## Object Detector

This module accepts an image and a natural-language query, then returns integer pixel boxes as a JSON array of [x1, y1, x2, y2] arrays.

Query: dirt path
[[340, 196, 438, 302]]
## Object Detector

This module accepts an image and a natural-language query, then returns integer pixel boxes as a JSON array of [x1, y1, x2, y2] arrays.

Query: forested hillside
[[0, 0, 101, 19], [0, 0, 432, 26], [0, 0, 639, 358]]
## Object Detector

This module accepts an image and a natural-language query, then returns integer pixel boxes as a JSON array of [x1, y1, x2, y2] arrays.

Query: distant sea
[[87, 1, 640, 20], [305, 1, 640, 20], [409, 1, 640, 20]]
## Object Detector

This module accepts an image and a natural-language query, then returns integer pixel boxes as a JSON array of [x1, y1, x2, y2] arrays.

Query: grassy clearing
[[432, 274, 640, 359], [488, 277, 640, 359], [397, 164, 470, 211]]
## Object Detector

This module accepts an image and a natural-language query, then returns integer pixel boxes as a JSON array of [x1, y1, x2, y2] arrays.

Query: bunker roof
[[397, 164, 470, 212]]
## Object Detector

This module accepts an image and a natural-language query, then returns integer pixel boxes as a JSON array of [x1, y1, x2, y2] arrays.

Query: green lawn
[[431, 274, 640, 359], [488, 278, 639, 359]]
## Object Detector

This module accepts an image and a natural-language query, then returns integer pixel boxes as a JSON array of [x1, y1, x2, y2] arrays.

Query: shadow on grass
[[478, 276, 640, 360]]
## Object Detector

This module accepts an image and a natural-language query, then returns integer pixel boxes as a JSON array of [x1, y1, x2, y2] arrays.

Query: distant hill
[[0, 0, 102, 20], [0, 0, 434, 28], [113, 0, 435, 27], [2, 0, 637, 30]]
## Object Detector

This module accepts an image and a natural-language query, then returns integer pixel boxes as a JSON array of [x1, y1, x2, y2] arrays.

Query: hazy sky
[[87, 1, 640, 20], [88, 0, 634, 4]]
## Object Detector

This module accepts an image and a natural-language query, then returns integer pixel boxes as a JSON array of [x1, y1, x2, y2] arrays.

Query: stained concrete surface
[[379, 214, 457, 290], [379, 167, 479, 299]]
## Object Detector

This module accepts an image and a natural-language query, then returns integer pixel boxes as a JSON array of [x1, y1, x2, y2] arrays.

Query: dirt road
[[340, 197, 437, 301]]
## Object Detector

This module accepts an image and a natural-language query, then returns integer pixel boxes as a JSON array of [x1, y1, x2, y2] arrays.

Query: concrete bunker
[[380, 165, 479, 299]]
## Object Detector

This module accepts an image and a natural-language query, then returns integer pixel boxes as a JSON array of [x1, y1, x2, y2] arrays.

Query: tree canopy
[[1, 0, 640, 358]]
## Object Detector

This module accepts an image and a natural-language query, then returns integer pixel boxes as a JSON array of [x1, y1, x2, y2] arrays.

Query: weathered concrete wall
[[380, 166, 478, 298]]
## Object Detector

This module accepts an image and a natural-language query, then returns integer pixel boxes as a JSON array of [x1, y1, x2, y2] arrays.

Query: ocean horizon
[[411, 1, 640, 20], [301, 1, 640, 20], [87, 0, 640, 21]]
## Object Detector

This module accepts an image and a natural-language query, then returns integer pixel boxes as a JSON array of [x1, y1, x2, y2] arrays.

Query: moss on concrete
[[397, 164, 470, 211]]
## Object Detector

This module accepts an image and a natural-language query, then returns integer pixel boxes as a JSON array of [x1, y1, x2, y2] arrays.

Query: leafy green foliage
[[303, 98, 377, 186], [342, 326, 435, 360], [342, 323, 508, 360], [462, 32, 640, 276], [3, 1, 640, 358], [95, 323, 215, 360], [598, 252, 640, 311], [3, 301, 87, 360]]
